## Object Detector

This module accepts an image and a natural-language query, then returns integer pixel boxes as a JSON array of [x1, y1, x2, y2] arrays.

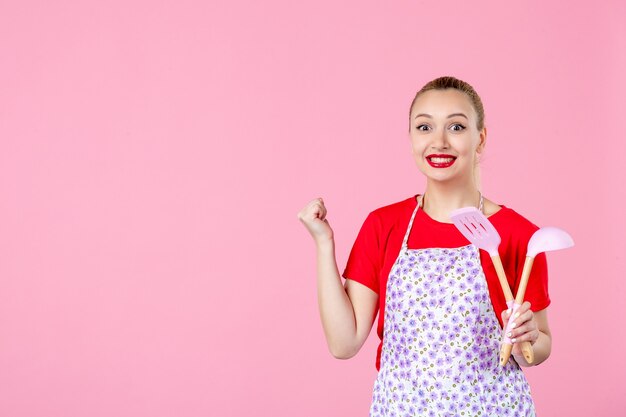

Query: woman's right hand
[[297, 197, 334, 244]]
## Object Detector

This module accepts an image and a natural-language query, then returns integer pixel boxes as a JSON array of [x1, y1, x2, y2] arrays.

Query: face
[[409, 88, 486, 184]]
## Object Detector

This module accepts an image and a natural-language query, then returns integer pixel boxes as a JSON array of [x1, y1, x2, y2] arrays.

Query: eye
[[416, 124, 430, 131], [450, 123, 466, 131]]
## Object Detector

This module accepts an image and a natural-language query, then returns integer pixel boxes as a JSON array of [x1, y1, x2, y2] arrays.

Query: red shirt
[[342, 194, 551, 371]]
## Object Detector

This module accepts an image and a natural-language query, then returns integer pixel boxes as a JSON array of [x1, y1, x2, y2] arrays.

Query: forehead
[[411, 88, 475, 118]]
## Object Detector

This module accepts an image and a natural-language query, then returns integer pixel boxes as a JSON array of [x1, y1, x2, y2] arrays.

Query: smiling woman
[[408, 80, 487, 196], [298, 76, 552, 417]]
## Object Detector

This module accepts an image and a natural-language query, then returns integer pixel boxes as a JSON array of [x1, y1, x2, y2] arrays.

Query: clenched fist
[[297, 197, 334, 244]]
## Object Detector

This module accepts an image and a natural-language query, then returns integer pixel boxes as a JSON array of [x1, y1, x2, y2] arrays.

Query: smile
[[426, 156, 456, 168]]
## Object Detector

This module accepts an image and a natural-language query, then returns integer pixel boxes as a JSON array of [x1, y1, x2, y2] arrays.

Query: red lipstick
[[426, 154, 457, 168]]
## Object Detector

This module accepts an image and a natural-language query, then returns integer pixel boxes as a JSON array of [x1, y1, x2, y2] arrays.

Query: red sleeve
[[513, 220, 551, 312], [341, 211, 381, 294], [520, 251, 551, 312]]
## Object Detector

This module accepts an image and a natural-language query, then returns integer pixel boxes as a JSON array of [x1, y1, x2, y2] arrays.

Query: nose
[[431, 129, 450, 150]]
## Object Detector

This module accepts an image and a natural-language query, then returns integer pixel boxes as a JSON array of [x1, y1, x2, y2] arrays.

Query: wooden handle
[[491, 255, 513, 301], [500, 341, 534, 366], [500, 342, 513, 367], [521, 342, 534, 364], [515, 257, 534, 305], [492, 254, 535, 366], [513, 256, 536, 365]]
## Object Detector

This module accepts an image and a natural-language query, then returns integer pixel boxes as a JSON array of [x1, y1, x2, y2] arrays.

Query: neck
[[421, 178, 481, 221]]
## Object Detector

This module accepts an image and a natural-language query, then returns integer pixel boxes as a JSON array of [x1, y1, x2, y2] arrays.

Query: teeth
[[430, 157, 455, 163]]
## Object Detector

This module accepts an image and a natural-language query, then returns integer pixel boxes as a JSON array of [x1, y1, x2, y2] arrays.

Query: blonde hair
[[408, 76, 486, 190]]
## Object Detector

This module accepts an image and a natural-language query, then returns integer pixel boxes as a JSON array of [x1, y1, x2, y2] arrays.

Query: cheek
[[455, 141, 476, 156], [411, 146, 425, 161], [409, 139, 425, 155]]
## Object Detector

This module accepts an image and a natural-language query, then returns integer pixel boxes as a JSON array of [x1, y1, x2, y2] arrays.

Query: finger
[[298, 200, 330, 231], [501, 309, 512, 326], [510, 302, 531, 322], [320, 200, 328, 219], [517, 302, 530, 314], [510, 329, 539, 345], [309, 198, 326, 217], [308, 197, 324, 210], [299, 199, 323, 219], [516, 301, 531, 316], [507, 320, 536, 340], [508, 312, 534, 337], [514, 309, 534, 327]]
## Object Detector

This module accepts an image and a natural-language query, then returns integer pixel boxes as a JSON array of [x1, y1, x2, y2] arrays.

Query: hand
[[297, 197, 334, 244], [500, 301, 539, 358]]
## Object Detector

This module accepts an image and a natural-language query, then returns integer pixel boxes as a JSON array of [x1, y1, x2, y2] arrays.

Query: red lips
[[426, 154, 457, 168], [426, 154, 457, 159]]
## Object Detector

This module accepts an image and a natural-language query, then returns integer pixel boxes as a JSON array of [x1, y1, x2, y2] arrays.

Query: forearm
[[316, 239, 357, 358], [513, 330, 552, 367]]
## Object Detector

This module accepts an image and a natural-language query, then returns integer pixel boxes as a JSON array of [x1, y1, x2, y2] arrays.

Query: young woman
[[297, 76, 552, 417]]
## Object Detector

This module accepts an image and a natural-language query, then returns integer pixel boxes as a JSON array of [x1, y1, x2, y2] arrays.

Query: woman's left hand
[[501, 301, 539, 357]]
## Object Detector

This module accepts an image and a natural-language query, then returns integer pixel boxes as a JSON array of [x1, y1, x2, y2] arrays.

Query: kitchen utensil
[[500, 226, 574, 365], [449, 206, 533, 366]]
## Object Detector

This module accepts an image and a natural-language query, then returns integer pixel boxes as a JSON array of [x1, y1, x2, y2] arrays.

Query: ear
[[477, 126, 487, 154]]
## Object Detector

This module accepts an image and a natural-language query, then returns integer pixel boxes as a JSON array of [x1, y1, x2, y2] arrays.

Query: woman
[[297, 76, 552, 416]]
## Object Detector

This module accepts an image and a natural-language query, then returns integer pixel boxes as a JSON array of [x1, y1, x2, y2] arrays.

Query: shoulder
[[490, 203, 541, 243], [358, 195, 416, 234], [369, 195, 416, 220]]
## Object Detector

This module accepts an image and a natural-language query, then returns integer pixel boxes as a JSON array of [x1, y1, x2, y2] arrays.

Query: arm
[[298, 198, 378, 360], [316, 239, 378, 359], [503, 305, 552, 367]]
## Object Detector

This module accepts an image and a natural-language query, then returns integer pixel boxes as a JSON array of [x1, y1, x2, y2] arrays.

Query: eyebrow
[[414, 112, 468, 120]]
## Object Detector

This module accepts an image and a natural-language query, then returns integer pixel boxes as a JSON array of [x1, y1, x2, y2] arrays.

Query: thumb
[[502, 308, 511, 322]]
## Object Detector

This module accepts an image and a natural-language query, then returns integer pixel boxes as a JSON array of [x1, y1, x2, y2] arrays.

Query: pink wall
[[1, 1, 624, 416]]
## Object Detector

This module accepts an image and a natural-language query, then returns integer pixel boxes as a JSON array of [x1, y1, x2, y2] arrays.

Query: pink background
[[1, 1, 624, 416]]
